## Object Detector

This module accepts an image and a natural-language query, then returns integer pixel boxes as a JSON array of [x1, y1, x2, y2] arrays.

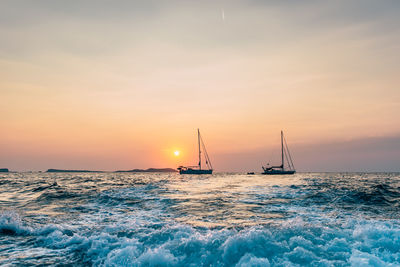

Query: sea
[[0, 172, 399, 266]]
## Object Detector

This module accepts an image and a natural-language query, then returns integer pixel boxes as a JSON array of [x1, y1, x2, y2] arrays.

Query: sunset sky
[[1, 1, 399, 172]]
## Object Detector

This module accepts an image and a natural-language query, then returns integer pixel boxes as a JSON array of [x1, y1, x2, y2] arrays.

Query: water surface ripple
[[0, 172, 399, 266]]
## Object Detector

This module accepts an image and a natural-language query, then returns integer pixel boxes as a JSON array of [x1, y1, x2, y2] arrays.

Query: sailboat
[[178, 129, 213, 175], [262, 131, 296, 175]]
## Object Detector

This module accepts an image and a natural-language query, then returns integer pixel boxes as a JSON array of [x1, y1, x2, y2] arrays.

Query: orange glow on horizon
[[1, 1, 400, 172]]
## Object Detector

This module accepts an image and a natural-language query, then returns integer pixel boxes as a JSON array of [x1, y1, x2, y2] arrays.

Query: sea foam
[[0, 172, 399, 266]]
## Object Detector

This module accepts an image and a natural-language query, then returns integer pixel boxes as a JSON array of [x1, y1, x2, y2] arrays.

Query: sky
[[1, 0, 399, 172]]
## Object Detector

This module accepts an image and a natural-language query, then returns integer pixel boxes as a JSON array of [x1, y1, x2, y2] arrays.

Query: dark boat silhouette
[[262, 131, 295, 175], [178, 129, 213, 175]]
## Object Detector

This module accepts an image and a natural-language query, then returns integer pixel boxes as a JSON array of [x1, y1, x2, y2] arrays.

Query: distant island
[[46, 169, 101, 173], [45, 168, 177, 173], [115, 168, 177, 173], [0, 168, 9, 173]]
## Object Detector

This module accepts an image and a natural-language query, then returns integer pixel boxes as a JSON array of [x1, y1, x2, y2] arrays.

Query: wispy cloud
[[1, 0, 399, 170]]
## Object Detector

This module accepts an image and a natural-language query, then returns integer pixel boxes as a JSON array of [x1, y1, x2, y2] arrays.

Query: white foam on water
[[0, 211, 32, 235], [2, 211, 398, 266], [1, 172, 400, 266]]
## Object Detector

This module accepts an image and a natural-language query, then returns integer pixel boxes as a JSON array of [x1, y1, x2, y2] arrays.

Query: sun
[[174, 150, 180, 156]]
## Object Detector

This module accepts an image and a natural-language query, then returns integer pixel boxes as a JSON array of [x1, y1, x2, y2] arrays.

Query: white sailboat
[[262, 131, 295, 175], [178, 129, 213, 175]]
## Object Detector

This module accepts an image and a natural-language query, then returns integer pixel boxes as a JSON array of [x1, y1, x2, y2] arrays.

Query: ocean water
[[0, 172, 399, 266]]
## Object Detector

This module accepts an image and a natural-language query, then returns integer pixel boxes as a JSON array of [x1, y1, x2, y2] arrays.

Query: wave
[[1, 211, 399, 266], [302, 180, 400, 211], [2, 173, 400, 265], [0, 211, 31, 235]]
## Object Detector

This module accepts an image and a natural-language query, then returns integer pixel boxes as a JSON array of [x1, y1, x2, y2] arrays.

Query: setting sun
[[174, 151, 180, 156]]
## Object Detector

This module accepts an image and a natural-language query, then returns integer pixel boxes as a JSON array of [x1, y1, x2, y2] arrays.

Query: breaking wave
[[0, 172, 399, 265]]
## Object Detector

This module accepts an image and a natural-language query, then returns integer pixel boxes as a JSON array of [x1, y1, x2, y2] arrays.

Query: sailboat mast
[[198, 128, 201, 169], [281, 130, 284, 170]]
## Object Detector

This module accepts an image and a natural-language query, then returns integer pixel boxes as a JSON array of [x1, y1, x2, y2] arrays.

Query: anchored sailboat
[[178, 129, 213, 175], [262, 131, 295, 175]]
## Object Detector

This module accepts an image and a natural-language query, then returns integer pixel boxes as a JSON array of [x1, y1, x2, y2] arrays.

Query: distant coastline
[[45, 168, 177, 173], [46, 169, 100, 173], [115, 168, 177, 173]]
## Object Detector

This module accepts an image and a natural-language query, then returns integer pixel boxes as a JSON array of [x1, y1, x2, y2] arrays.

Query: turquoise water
[[0, 172, 399, 266]]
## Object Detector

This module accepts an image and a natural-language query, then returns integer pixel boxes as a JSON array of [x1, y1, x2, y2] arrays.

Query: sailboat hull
[[179, 169, 213, 175], [262, 170, 295, 175]]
